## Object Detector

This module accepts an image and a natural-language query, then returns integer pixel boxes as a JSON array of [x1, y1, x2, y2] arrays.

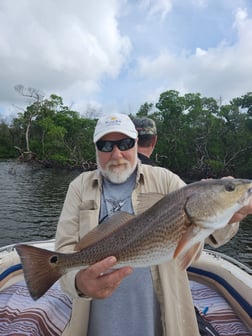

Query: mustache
[[107, 159, 129, 168]]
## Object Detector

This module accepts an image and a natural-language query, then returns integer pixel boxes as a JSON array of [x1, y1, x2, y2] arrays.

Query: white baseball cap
[[93, 113, 138, 143]]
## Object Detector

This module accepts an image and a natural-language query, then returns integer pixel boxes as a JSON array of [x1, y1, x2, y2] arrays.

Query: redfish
[[15, 178, 252, 300]]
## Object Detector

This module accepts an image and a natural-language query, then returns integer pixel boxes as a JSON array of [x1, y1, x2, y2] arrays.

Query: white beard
[[97, 157, 137, 184]]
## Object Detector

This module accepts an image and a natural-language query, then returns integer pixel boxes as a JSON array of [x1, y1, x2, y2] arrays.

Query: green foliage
[[135, 102, 154, 117], [48, 154, 70, 166], [141, 90, 252, 178], [4, 93, 97, 166], [0, 121, 16, 158], [1, 90, 252, 178]]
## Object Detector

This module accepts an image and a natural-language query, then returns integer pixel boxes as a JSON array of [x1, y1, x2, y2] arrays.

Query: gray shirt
[[87, 172, 162, 335]]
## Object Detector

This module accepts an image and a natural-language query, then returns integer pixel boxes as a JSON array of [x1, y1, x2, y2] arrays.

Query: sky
[[1, 0, 252, 121]]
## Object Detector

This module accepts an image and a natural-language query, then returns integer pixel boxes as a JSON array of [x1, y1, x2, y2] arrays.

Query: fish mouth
[[239, 186, 252, 205]]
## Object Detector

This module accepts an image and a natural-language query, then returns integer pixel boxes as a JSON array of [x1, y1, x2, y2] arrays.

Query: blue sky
[[0, 0, 252, 120]]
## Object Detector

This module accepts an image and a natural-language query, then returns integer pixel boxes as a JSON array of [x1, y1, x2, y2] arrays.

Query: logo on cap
[[104, 116, 122, 127]]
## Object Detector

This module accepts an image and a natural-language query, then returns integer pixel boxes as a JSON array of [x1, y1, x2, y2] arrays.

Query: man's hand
[[229, 198, 252, 224], [75, 256, 133, 299]]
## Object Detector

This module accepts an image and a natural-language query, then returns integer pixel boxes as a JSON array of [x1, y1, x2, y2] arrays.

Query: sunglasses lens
[[96, 138, 135, 152], [96, 140, 113, 152], [118, 138, 135, 151]]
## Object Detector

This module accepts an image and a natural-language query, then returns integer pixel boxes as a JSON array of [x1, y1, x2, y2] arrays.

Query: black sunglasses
[[96, 137, 136, 152]]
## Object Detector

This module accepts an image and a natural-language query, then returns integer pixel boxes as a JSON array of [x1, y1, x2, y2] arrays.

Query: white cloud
[[0, 1, 252, 119], [137, 7, 252, 103], [0, 0, 131, 109]]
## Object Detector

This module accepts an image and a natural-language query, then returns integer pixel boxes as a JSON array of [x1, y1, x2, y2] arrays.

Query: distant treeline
[[1, 86, 252, 179]]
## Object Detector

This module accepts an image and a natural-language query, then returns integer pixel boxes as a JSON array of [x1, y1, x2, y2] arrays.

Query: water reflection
[[0, 160, 251, 268], [0, 160, 79, 245]]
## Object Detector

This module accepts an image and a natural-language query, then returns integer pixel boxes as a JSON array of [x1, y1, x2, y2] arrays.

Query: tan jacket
[[55, 163, 238, 336]]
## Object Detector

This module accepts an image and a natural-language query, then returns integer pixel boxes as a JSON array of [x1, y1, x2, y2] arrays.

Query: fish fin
[[75, 212, 134, 251], [194, 243, 203, 261], [15, 244, 63, 300], [136, 192, 165, 215], [177, 242, 202, 270], [173, 224, 200, 259]]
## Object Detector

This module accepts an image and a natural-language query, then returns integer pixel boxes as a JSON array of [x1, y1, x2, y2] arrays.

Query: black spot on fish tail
[[15, 244, 63, 300], [50, 255, 58, 264]]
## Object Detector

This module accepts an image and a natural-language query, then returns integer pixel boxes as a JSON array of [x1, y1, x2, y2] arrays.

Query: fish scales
[[59, 188, 190, 268], [15, 178, 252, 299]]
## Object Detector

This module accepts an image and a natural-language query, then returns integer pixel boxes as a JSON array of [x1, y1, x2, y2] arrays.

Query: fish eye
[[225, 182, 235, 192]]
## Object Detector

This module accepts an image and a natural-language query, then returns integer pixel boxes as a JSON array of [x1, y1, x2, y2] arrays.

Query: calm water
[[0, 160, 251, 268]]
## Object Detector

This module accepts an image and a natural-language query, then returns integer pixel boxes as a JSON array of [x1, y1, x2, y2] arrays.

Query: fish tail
[[15, 244, 63, 300]]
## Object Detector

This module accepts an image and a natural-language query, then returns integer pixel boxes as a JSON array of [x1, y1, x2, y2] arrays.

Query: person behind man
[[55, 113, 252, 336], [133, 116, 158, 166]]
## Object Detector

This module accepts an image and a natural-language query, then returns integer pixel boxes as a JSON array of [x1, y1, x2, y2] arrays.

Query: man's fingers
[[100, 266, 133, 286], [86, 256, 117, 279], [76, 257, 133, 299], [95, 267, 133, 299]]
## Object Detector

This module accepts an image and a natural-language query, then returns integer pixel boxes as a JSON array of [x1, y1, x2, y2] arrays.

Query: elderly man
[[55, 113, 251, 336]]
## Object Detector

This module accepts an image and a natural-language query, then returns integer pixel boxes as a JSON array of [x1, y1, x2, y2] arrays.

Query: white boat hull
[[0, 239, 251, 335]]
